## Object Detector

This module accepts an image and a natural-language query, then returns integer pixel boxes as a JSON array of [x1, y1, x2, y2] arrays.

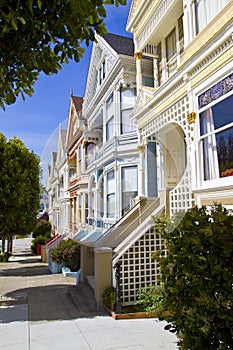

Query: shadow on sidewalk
[[0, 264, 51, 276], [1, 284, 106, 323]]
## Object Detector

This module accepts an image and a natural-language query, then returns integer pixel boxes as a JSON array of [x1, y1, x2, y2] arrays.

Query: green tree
[[154, 205, 233, 350], [0, 133, 40, 252], [0, 0, 126, 109]]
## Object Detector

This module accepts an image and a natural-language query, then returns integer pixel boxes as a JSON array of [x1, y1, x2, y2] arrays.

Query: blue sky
[[0, 1, 132, 172]]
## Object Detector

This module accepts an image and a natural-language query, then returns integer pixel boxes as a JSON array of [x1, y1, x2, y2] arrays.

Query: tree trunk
[[7, 235, 13, 253], [2, 236, 6, 253]]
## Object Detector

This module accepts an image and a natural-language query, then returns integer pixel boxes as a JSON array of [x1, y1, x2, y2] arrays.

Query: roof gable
[[66, 95, 85, 153], [102, 33, 134, 56], [56, 128, 67, 166], [83, 33, 134, 112]]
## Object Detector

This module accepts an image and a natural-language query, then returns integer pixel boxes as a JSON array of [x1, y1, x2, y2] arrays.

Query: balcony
[[86, 133, 138, 168], [69, 174, 89, 190], [132, 0, 182, 52]]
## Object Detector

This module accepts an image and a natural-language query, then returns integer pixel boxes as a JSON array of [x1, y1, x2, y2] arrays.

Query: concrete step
[[68, 282, 103, 314]]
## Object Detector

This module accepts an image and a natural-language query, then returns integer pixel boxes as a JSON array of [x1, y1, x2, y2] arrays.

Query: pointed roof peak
[[101, 33, 134, 57], [71, 96, 83, 113]]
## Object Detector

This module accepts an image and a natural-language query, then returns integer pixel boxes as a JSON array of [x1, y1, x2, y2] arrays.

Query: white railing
[[137, 0, 176, 50]]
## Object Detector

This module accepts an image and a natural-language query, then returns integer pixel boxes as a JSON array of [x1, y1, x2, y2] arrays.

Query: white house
[[127, 0, 233, 216]]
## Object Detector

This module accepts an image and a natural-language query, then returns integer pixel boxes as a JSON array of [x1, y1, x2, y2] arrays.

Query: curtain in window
[[202, 108, 219, 180], [195, 0, 230, 33]]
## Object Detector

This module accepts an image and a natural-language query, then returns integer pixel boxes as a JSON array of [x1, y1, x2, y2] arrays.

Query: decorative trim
[[198, 72, 233, 109], [134, 52, 143, 60], [137, 145, 146, 153], [189, 36, 233, 87], [187, 112, 196, 124]]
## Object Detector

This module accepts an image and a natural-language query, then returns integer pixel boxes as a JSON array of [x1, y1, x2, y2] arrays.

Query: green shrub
[[32, 220, 51, 238], [154, 204, 233, 350], [50, 239, 80, 271], [102, 287, 116, 309], [0, 252, 12, 262], [136, 285, 164, 314], [31, 235, 49, 254]]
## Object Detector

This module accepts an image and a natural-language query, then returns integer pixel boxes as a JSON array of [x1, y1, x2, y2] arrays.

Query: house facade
[[46, 128, 70, 235], [73, 33, 154, 303], [65, 95, 89, 236], [127, 0, 233, 216]]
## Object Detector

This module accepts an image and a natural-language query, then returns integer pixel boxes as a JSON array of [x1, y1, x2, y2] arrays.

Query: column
[[69, 198, 73, 231], [161, 39, 167, 84], [94, 247, 113, 310], [88, 191, 92, 225], [137, 145, 146, 197], [153, 56, 159, 88], [146, 141, 158, 198], [96, 188, 103, 228], [80, 245, 94, 283], [81, 140, 87, 173], [134, 52, 143, 95]]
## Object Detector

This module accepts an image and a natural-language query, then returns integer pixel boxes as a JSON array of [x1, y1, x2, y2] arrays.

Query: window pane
[[106, 116, 114, 141], [121, 109, 136, 134], [122, 166, 138, 215], [166, 28, 176, 61], [107, 170, 115, 193], [107, 193, 115, 218], [122, 166, 138, 191], [200, 95, 233, 136], [122, 191, 138, 215], [199, 94, 233, 181], [217, 127, 233, 178], [202, 127, 233, 180]]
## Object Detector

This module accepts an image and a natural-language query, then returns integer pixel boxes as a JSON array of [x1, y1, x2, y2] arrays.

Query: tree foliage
[[154, 205, 233, 350], [0, 133, 40, 252], [0, 0, 126, 109]]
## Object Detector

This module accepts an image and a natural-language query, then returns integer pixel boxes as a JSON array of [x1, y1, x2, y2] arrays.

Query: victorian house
[[126, 0, 232, 214], [46, 151, 58, 233], [70, 32, 166, 308], [46, 127, 69, 235], [65, 95, 89, 236]]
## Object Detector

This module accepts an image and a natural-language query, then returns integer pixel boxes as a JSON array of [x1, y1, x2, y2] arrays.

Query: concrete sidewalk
[[0, 238, 178, 350]]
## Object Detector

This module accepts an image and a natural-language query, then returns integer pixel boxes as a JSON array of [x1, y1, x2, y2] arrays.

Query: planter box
[[104, 306, 171, 320], [50, 261, 64, 274]]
